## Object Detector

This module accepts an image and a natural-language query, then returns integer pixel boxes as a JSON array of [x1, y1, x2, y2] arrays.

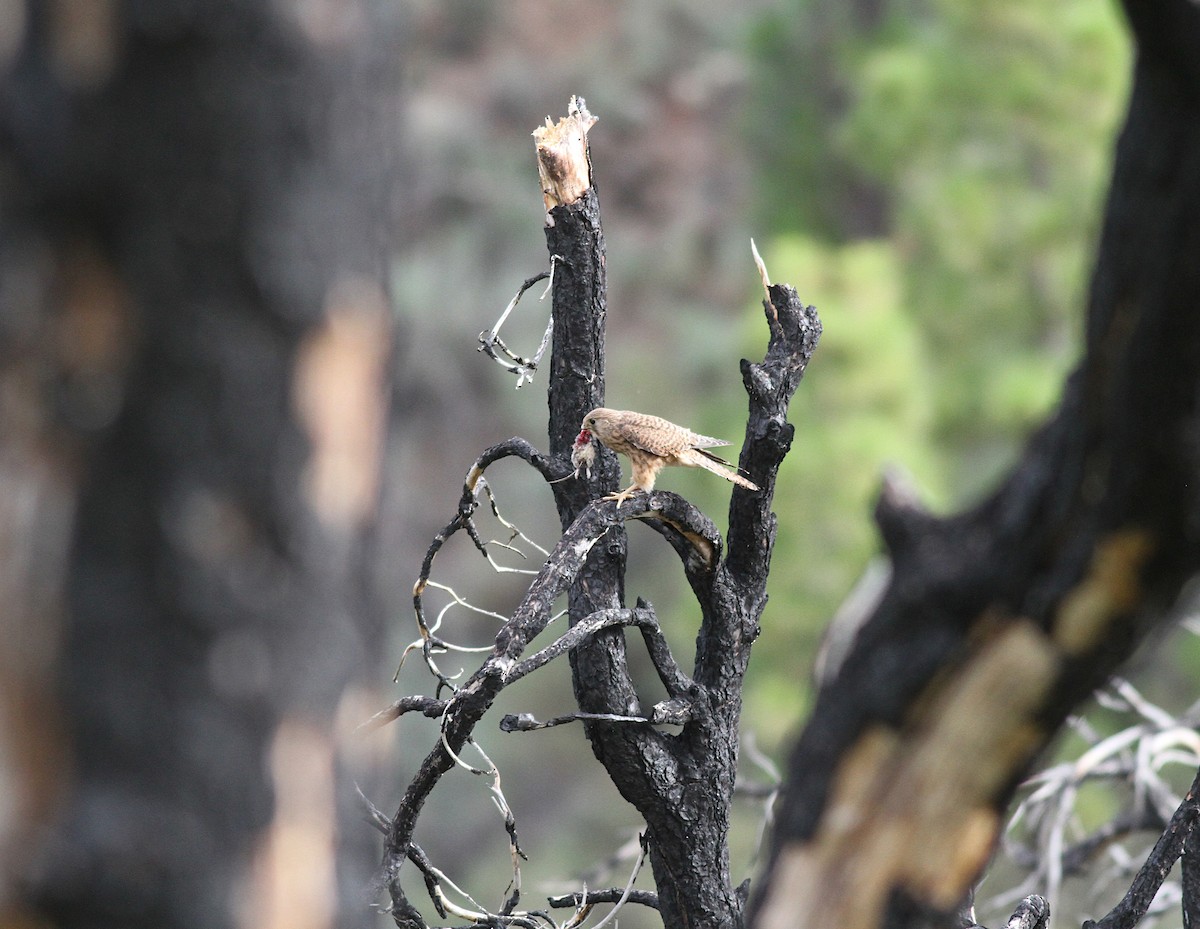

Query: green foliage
[[749, 0, 1128, 488], [740, 236, 948, 734], [747, 4, 894, 241], [844, 0, 1128, 459], [738, 0, 1130, 739]]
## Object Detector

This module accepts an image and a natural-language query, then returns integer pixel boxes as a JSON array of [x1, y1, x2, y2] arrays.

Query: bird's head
[[581, 408, 616, 441]]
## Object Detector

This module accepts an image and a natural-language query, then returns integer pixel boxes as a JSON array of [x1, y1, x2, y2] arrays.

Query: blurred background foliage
[[384, 1, 1137, 925]]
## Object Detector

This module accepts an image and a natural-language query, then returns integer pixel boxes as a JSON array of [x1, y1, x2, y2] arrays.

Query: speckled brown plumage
[[578, 407, 759, 504]]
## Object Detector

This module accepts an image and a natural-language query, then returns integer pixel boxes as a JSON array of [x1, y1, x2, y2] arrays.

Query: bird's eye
[[587, 418, 595, 426]]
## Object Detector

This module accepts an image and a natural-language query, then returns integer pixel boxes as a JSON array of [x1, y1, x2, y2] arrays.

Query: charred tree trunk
[[377, 101, 820, 929], [535, 106, 821, 928], [1, 3, 401, 926], [749, 2, 1200, 927]]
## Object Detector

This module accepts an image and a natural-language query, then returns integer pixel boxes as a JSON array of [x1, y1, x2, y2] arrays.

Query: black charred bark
[[543, 187, 638, 778], [530, 103, 826, 927], [379, 101, 820, 928], [1083, 767, 1200, 929], [749, 2, 1200, 928], [540, 159, 820, 926], [2, 4, 401, 927]]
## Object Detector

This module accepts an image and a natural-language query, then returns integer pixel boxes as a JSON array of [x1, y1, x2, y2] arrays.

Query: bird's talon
[[602, 488, 643, 507]]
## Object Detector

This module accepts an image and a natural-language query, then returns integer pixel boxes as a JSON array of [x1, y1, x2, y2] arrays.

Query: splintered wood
[[757, 619, 1060, 929], [532, 95, 597, 215]]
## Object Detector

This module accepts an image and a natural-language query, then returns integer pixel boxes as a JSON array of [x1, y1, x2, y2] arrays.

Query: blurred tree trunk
[[0, 3, 401, 927], [749, 2, 1200, 927]]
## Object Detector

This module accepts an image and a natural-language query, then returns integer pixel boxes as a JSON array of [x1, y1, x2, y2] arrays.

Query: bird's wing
[[621, 427, 678, 456], [616, 413, 729, 456], [687, 433, 731, 450], [613, 414, 686, 456]]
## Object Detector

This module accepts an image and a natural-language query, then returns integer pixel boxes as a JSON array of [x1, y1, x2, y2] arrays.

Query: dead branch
[[1083, 766, 1200, 929], [749, 2, 1200, 926], [478, 263, 560, 387], [378, 489, 730, 925], [1003, 896, 1050, 929], [378, 98, 821, 929]]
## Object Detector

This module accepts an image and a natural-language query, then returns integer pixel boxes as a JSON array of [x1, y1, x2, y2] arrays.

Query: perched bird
[[574, 407, 759, 505]]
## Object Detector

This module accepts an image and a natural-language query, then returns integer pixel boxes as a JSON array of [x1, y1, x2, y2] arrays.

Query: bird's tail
[[694, 448, 759, 491]]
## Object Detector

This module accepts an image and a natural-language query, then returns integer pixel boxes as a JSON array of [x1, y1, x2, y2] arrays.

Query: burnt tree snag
[[749, 2, 1200, 928], [1, 3, 401, 926], [376, 99, 820, 928]]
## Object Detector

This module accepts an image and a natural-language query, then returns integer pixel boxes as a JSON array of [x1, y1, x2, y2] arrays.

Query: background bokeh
[[374, 2, 1162, 928]]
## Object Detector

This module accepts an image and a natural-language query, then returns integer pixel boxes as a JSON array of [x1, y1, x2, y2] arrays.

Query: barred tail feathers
[[691, 447, 759, 491]]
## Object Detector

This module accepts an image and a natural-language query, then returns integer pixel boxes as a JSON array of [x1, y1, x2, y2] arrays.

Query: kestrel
[[574, 407, 759, 505]]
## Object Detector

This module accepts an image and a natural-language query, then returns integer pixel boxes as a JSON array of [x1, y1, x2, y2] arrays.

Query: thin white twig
[[439, 712, 489, 777], [479, 256, 562, 387], [423, 859, 492, 922], [468, 739, 524, 903], [1113, 679, 1177, 730], [587, 836, 648, 929], [559, 886, 592, 929], [478, 478, 551, 561], [426, 580, 511, 626]]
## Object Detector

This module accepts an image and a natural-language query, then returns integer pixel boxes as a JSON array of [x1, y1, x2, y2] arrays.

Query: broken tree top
[[532, 95, 597, 213]]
